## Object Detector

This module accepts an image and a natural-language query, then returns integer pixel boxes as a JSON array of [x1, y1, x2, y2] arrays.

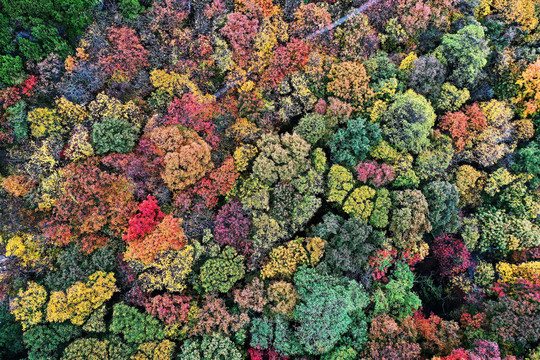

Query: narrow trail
[[213, 0, 381, 98]]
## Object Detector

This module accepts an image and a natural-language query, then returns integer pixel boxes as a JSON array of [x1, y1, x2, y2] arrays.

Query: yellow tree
[[46, 271, 117, 326]]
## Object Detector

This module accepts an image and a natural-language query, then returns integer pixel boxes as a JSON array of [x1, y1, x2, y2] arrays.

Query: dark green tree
[[329, 117, 382, 166]]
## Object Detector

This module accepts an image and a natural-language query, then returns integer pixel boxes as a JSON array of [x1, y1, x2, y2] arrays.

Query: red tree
[[99, 26, 149, 81], [123, 195, 165, 244], [432, 234, 471, 278], [214, 201, 251, 255]]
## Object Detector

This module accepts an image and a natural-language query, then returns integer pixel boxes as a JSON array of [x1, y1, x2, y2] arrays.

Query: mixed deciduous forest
[[0, 0, 540, 359]]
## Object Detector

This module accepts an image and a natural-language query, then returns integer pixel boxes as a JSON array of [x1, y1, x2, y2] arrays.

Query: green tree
[[177, 334, 243, 360], [294, 267, 369, 355], [512, 142, 540, 188], [381, 90, 436, 154], [372, 262, 421, 320], [0, 55, 24, 85], [315, 214, 384, 278], [7, 100, 28, 140], [423, 181, 461, 235], [434, 24, 490, 88], [110, 303, 165, 343], [120, 0, 142, 20], [91, 117, 139, 154], [329, 117, 382, 166], [0, 303, 24, 359], [199, 246, 245, 293], [295, 113, 327, 145], [23, 323, 82, 360]]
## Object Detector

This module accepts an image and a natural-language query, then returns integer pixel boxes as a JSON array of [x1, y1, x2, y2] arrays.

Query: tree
[[493, 0, 539, 31], [177, 333, 243, 360], [91, 117, 139, 154], [123, 196, 165, 244], [133, 340, 175, 360], [9, 282, 47, 330], [381, 90, 436, 154], [438, 103, 487, 152], [367, 314, 420, 360], [27, 107, 64, 138], [60, 337, 134, 360], [99, 26, 149, 81], [0, 303, 24, 359], [338, 13, 379, 60], [423, 181, 460, 235], [484, 281, 540, 355], [111, 303, 165, 343], [414, 132, 454, 181], [327, 165, 355, 205], [44, 245, 116, 291], [252, 133, 311, 185], [233, 277, 266, 313], [515, 59, 540, 118], [412, 311, 460, 357], [370, 188, 392, 228], [214, 201, 251, 255], [432, 234, 471, 278], [356, 161, 394, 187], [0, 55, 24, 86], [326, 61, 375, 108], [193, 294, 249, 336], [46, 271, 117, 326], [65, 124, 94, 161], [192, 157, 239, 208], [343, 185, 377, 221], [322, 346, 358, 360], [144, 294, 191, 325], [293, 267, 369, 355], [474, 208, 540, 257], [261, 239, 310, 280], [267, 281, 298, 317], [472, 100, 515, 167], [120, 0, 142, 20], [124, 214, 187, 264], [220, 12, 258, 68], [497, 261, 540, 285], [434, 24, 489, 88], [23, 322, 82, 360], [138, 246, 194, 293], [328, 117, 382, 166], [150, 125, 213, 192], [512, 142, 540, 187], [408, 55, 446, 97], [3, 232, 50, 270], [454, 165, 486, 207], [389, 190, 431, 263], [294, 113, 327, 145], [436, 82, 470, 112], [87, 93, 140, 122], [199, 246, 245, 293], [315, 214, 383, 278], [43, 160, 137, 252], [372, 262, 422, 320]]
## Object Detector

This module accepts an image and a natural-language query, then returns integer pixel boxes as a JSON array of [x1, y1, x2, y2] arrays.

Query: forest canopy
[[1, 0, 540, 359]]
